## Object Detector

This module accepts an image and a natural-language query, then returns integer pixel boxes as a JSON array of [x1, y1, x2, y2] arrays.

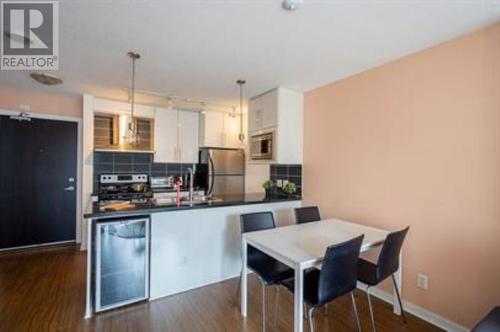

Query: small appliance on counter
[[150, 176, 175, 190]]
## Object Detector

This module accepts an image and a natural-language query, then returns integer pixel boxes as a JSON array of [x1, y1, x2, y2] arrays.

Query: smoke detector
[[282, 0, 303, 11], [30, 72, 63, 85]]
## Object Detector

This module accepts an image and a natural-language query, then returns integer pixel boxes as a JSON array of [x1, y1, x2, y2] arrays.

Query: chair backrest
[[317, 234, 364, 305], [240, 212, 276, 234], [294, 206, 321, 224], [376, 226, 410, 281]]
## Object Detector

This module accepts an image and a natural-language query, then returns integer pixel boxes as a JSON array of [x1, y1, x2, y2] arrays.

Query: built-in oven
[[250, 131, 274, 160]]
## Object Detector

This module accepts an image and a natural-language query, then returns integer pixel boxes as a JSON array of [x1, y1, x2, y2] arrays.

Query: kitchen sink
[[153, 196, 223, 207]]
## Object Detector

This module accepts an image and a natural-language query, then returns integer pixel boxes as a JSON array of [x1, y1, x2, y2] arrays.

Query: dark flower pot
[[265, 188, 272, 198]]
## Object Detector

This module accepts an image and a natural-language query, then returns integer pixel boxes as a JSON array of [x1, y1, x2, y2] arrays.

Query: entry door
[[0, 115, 78, 250]]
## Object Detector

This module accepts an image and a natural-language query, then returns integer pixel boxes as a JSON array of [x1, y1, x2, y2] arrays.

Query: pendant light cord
[[131, 55, 136, 120], [237, 79, 246, 143], [126, 51, 141, 143]]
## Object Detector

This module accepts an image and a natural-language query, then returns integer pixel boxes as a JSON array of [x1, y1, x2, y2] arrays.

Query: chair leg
[[234, 269, 242, 304], [391, 274, 407, 324], [307, 306, 315, 332], [262, 281, 266, 332], [274, 286, 280, 331], [351, 292, 362, 332], [367, 286, 376, 332]]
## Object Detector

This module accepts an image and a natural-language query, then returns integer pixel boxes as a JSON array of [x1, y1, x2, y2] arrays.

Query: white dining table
[[240, 218, 402, 332]]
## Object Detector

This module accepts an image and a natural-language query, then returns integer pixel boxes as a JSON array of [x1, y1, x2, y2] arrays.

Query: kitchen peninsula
[[82, 87, 304, 317], [83, 193, 301, 317]]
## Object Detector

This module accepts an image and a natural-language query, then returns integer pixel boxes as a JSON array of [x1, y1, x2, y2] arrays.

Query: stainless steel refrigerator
[[198, 148, 245, 197]]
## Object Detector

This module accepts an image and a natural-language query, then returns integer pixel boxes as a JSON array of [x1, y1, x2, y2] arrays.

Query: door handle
[[64, 186, 75, 191]]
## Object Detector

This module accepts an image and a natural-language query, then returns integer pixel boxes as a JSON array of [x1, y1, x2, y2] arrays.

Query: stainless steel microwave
[[250, 132, 274, 160]]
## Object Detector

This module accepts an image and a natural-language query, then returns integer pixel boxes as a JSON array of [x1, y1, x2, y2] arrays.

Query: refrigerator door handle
[[208, 154, 215, 196]]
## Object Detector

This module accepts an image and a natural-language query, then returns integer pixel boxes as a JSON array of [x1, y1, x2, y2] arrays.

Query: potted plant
[[282, 181, 297, 198], [262, 179, 274, 198]]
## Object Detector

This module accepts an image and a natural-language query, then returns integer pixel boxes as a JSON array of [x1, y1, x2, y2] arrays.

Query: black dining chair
[[279, 235, 365, 332], [237, 212, 294, 332], [357, 226, 410, 332], [294, 206, 321, 224], [472, 306, 500, 332]]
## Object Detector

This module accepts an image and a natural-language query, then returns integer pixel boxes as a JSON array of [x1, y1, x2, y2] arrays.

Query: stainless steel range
[[98, 174, 152, 202]]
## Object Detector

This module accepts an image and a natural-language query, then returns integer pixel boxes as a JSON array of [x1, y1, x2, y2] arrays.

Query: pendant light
[[236, 79, 246, 143], [124, 51, 141, 146]]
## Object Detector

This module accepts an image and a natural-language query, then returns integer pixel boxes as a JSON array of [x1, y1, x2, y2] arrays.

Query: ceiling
[[1, 0, 500, 108]]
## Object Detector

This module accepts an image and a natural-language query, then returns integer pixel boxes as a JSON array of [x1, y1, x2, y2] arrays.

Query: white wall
[[245, 163, 268, 194], [81, 95, 94, 250]]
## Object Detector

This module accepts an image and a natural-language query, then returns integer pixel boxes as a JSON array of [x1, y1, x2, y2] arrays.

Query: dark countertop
[[84, 193, 302, 219]]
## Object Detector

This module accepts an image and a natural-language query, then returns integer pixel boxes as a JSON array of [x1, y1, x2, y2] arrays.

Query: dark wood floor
[[0, 245, 442, 332]]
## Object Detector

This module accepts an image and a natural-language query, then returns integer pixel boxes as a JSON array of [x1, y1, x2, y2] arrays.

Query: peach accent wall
[[0, 85, 82, 118], [304, 23, 500, 328]]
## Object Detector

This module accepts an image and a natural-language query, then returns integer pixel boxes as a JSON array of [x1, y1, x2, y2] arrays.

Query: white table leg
[[241, 237, 248, 316], [294, 265, 304, 332], [393, 251, 403, 315], [84, 220, 92, 319]]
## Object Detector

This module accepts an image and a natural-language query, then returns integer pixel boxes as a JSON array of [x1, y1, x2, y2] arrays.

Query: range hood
[[94, 113, 154, 153]]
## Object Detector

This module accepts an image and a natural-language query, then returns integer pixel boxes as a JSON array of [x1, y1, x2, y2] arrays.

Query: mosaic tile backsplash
[[93, 152, 194, 192], [269, 164, 302, 196]]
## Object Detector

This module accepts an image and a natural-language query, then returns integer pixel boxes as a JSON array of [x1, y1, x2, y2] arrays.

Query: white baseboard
[[357, 284, 469, 332]]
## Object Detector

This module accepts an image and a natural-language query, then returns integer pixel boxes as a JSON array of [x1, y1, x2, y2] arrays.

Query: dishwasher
[[94, 216, 150, 312]]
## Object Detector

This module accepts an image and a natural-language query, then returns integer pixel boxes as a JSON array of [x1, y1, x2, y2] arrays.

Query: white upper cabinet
[[154, 108, 199, 163], [199, 111, 224, 147], [248, 89, 278, 133], [199, 111, 241, 148], [178, 111, 199, 163], [260, 89, 278, 130], [154, 107, 178, 163], [247, 88, 303, 164], [223, 113, 241, 148], [248, 97, 262, 133]]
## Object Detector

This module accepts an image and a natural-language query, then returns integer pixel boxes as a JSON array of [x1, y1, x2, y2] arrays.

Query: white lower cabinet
[[149, 201, 301, 299], [154, 108, 199, 163]]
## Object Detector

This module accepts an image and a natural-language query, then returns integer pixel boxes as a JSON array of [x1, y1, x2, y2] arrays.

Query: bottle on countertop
[[176, 178, 182, 206]]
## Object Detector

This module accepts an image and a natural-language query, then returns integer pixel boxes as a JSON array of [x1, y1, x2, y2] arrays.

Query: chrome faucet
[[187, 168, 194, 202]]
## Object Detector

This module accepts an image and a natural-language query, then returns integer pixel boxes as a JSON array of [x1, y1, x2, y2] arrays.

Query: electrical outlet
[[417, 273, 429, 289], [19, 104, 30, 112], [276, 179, 283, 188]]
